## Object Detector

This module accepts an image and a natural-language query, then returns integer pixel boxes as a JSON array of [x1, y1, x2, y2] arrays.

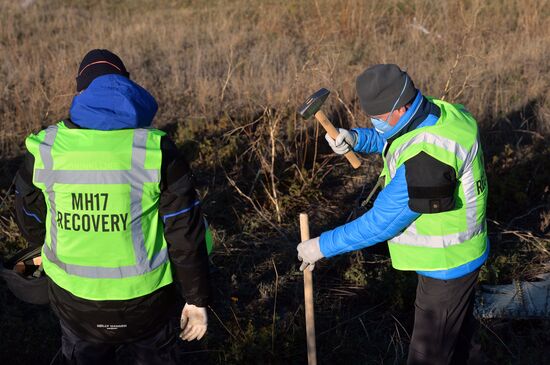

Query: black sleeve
[[404, 151, 457, 214], [14, 152, 46, 246], [159, 136, 211, 307]]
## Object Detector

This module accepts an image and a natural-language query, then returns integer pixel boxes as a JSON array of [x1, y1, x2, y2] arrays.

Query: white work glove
[[324, 128, 357, 155], [180, 303, 208, 341], [297, 236, 324, 271]]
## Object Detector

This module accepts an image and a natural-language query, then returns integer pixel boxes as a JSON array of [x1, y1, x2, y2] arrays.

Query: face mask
[[370, 76, 410, 136], [371, 117, 393, 134]]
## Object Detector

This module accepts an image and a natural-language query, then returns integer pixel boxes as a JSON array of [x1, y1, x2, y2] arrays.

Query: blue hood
[[69, 74, 158, 130]]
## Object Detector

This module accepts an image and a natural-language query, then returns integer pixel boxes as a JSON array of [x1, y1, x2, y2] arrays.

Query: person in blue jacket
[[297, 64, 488, 365], [15, 49, 210, 364]]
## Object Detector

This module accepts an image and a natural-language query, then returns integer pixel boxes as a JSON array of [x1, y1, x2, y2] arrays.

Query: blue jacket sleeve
[[319, 166, 420, 258], [352, 128, 385, 154]]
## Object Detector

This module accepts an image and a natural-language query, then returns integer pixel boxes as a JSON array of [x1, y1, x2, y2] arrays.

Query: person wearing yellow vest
[[14, 49, 212, 364], [297, 64, 488, 364]]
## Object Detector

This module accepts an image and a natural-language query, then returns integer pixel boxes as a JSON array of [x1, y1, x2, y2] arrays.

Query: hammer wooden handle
[[299, 213, 317, 365], [314, 110, 361, 169]]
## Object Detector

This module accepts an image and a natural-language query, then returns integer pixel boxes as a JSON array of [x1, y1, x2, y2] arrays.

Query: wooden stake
[[299, 213, 317, 365]]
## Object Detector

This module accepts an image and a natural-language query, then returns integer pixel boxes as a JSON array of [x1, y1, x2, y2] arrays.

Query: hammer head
[[298, 88, 330, 119]]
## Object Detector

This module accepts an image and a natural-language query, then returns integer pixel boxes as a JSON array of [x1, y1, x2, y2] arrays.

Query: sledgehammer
[[298, 88, 361, 169]]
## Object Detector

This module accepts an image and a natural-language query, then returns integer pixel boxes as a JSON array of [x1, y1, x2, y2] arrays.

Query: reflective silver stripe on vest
[[36, 126, 167, 278], [34, 169, 158, 185], [457, 138, 481, 244], [39, 126, 59, 253], [392, 221, 486, 248], [129, 129, 150, 274], [387, 133, 483, 248], [386, 132, 470, 179], [43, 244, 168, 279]]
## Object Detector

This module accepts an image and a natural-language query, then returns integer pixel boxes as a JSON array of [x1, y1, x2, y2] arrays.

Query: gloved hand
[[180, 303, 208, 341], [297, 236, 324, 271], [324, 128, 357, 155]]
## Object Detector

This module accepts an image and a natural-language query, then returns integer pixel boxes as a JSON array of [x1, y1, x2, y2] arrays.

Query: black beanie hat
[[76, 49, 130, 92], [355, 64, 417, 116]]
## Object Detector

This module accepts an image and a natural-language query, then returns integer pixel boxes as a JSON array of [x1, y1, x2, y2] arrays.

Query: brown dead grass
[[0, 0, 549, 156]]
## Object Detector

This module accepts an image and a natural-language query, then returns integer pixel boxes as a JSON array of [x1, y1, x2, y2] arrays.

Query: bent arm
[[352, 128, 385, 154], [159, 138, 210, 307], [14, 153, 46, 247], [319, 166, 419, 257]]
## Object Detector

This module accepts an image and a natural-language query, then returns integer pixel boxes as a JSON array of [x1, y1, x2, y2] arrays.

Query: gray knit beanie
[[356, 64, 417, 116]]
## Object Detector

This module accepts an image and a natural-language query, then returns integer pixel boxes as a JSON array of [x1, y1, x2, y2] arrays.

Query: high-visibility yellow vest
[[382, 98, 488, 271], [26, 121, 173, 300]]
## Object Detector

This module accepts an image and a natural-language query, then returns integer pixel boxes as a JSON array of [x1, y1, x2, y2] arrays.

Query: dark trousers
[[407, 269, 481, 365], [60, 320, 179, 365]]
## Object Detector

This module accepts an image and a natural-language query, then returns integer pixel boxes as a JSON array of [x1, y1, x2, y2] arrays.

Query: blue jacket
[[319, 93, 488, 280], [70, 74, 158, 130]]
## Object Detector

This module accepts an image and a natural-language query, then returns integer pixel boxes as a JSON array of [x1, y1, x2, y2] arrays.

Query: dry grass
[[0, 0, 549, 155], [1, 0, 550, 364]]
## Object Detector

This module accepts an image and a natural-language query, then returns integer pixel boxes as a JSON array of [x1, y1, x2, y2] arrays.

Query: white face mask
[[370, 76, 409, 135]]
